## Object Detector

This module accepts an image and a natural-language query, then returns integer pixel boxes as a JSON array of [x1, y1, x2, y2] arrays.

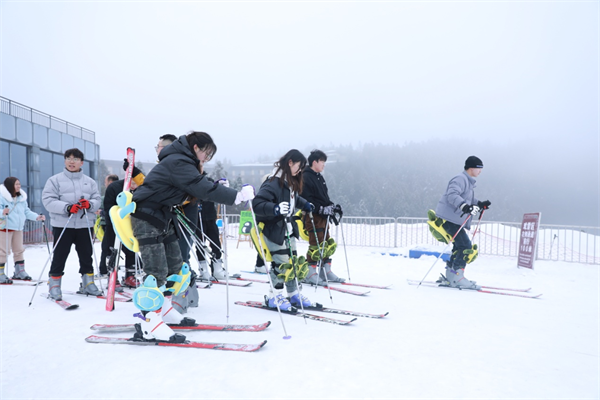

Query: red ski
[[85, 335, 267, 352]]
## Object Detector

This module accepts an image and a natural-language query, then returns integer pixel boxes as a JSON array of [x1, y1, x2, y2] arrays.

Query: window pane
[[0, 140, 9, 179], [0, 114, 16, 140], [62, 132, 74, 152], [74, 137, 85, 154], [9, 143, 28, 187], [53, 154, 64, 175], [85, 141, 96, 162], [48, 129, 62, 152], [82, 162, 90, 177], [16, 119, 33, 144], [33, 124, 48, 148], [39, 150, 53, 185]]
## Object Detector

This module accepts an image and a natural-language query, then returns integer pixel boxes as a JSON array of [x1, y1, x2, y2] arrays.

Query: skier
[[251, 149, 315, 311], [434, 155, 491, 289], [41, 148, 103, 300], [301, 149, 344, 285], [0, 177, 46, 283], [129, 131, 254, 342]]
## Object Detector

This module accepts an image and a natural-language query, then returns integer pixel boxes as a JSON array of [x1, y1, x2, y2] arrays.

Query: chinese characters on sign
[[517, 213, 542, 269]]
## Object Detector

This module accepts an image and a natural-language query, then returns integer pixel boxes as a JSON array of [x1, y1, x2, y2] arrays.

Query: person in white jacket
[[41, 148, 102, 300], [0, 177, 45, 283]]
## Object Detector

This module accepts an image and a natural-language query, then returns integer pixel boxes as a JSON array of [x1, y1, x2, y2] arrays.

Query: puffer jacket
[[0, 185, 39, 230], [435, 171, 479, 229], [132, 135, 237, 228], [42, 169, 101, 229]]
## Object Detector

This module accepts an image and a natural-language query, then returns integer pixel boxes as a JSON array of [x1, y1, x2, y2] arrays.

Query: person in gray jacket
[[434, 156, 491, 289], [42, 148, 102, 300]]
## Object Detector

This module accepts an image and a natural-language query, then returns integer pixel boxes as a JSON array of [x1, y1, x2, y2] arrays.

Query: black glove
[[123, 158, 141, 178], [319, 204, 335, 216], [460, 203, 480, 216], [477, 200, 491, 210], [303, 202, 315, 213], [334, 204, 343, 216]]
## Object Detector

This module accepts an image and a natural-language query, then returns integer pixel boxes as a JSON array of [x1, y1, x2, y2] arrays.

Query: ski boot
[[319, 259, 345, 283], [254, 264, 267, 274], [303, 263, 326, 286], [78, 273, 103, 296], [123, 275, 140, 289], [266, 292, 294, 312], [197, 260, 212, 282], [12, 261, 32, 280], [0, 264, 13, 284], [48, 276, 62, 300], [211, 258, 227, 280], [133, 310, 186, 343], [186, 269, 199, 308], [162, 295, 196, 326], [444, 267, 480, 290], [288, 290, 311, 308]]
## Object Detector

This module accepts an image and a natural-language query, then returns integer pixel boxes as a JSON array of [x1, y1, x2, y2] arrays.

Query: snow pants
[[304, 213, 330, 263], [0, 230, 25, 264], [49, 227, 94, 277], [264, 234, 298, 294], [442, 220, 472, 270]]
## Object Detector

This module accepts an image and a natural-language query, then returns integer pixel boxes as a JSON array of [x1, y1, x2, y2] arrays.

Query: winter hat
[[464, 156, 483, 170]]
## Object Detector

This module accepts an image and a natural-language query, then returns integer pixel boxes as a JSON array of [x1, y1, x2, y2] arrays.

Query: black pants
[[49, 227, 94, 277], [442, 221, 472, 270], [99, 219, 136, 275]]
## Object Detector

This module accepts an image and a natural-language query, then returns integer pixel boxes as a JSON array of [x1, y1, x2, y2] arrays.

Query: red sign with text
[[517, 213, 542, 269]]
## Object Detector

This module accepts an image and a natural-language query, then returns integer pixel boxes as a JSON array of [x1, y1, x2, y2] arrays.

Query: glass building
[[0, 96, 99, 215]]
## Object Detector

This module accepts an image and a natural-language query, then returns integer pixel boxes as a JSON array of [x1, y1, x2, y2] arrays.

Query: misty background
[[1, 2, 598, 227]]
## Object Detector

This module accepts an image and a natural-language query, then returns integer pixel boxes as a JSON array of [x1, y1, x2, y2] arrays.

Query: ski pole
[[248, 202, 291, 340], [338, 215, 351, 282], [283, 221, 307, 324], [471, 209, 486, 242], [28, 214, 74, 306], [83, 206, 104, 292], [417, 214, 473, 288], [221, 203, 230, 322], [42, 219, 51, 254], [4, 206, 9, 277], [308, 212, 333, 301]]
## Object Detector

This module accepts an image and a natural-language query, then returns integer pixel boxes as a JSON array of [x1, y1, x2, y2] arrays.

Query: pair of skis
[[86, 321, 271, 352], [406, 279, 542, 299]]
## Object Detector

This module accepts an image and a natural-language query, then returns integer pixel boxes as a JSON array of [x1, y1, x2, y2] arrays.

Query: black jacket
[[252, 177, 308, 245], [302, 167, 333, 216], [132, 135, 237, 228]]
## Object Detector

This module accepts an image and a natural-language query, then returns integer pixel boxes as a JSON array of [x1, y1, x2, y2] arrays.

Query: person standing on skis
[[251, 149, 315, 311], [434, 155, 491, 289], [301, 150, 344, 285]]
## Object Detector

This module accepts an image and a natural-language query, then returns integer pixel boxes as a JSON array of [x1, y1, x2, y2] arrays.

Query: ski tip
[[66, 304, 80, 310], [266, 321, 272, 328]]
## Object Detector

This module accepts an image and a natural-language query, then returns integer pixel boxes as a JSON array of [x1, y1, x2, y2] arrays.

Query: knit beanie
[[464, 156, 483, 170]]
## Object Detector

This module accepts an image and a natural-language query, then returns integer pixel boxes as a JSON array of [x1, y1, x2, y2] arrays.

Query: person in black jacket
[[99, 179, 140, 289], [130, 131, 254, 342], [252, 149, 314, 311], [301, 150, 345, 284]]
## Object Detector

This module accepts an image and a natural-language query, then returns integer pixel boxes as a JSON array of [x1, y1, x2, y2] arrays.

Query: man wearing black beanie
[[433, 156, 491, 289]]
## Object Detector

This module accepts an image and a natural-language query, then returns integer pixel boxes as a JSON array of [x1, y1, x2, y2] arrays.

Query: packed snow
[[1, 239, 598, 399]]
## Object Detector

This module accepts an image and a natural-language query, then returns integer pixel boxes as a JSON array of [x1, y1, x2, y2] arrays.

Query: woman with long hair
[[251, 149, 315, 310], [0, 177, 45, 283]]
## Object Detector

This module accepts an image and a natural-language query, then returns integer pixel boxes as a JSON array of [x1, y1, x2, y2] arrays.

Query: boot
[[319, 260, 345, 283], [162, 295, 196, 326], [254, 264, 267, 274], [134, 310, 185, 342], [171, 292, 188, 314], [12, 261, 32, 280], [197, 260, 212, 281], [445, 267, 480, 290], [79, 273, 103, 296], [302, 263, 326, 286], [288, 290, 311, 308], [266, 292, 293, 312], [0, 264, 13, 284], [48, 276, 62, 300], [123, 275, 140, 289], [212, 258, 227, 280]]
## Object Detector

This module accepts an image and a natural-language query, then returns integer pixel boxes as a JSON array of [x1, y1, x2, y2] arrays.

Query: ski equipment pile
[[90, 321, 271, 333]]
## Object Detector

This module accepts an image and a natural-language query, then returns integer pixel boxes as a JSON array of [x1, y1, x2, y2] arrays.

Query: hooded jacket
[[132, 135, 236, 228], [301, 166, 333, 216], [435, 171, 479, 229], [42, 169, 101, 229], [0, 185, 39, 230]]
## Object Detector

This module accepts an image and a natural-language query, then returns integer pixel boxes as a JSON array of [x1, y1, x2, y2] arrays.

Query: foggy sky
[[1, 1, 597, 169]]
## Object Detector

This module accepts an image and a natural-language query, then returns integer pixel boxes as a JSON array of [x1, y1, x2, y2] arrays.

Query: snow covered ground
[[1, 240, 598, 400]]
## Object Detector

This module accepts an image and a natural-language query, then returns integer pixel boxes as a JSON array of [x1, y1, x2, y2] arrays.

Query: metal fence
[[0, 96, 95, 142], [23, 216, 600, 265]]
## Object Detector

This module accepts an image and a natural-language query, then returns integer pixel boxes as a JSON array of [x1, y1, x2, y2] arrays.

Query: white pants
[[0, 230, 25, 264]]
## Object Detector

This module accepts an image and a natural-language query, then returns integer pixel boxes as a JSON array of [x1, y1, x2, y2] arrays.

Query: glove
[[234, 184, 255, 205], [319, 204, 335, 216], [218, 178, 230, 188], [303, 202, 315, 213], [334, 204, 343, 216], [460, 203, 480, 216], [67, 203, 82, 214], [79, 199, 91, 209], [477, 200, 491, 210], [123, 158, 141, 178], [274, 202, 290, 216]]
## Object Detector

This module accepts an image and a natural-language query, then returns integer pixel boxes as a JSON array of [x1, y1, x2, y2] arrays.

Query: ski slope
[[1, 241, 598, 399]]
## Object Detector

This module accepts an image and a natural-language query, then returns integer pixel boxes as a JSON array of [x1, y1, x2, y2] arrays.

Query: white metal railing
[[23, 215, 600, 265]]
